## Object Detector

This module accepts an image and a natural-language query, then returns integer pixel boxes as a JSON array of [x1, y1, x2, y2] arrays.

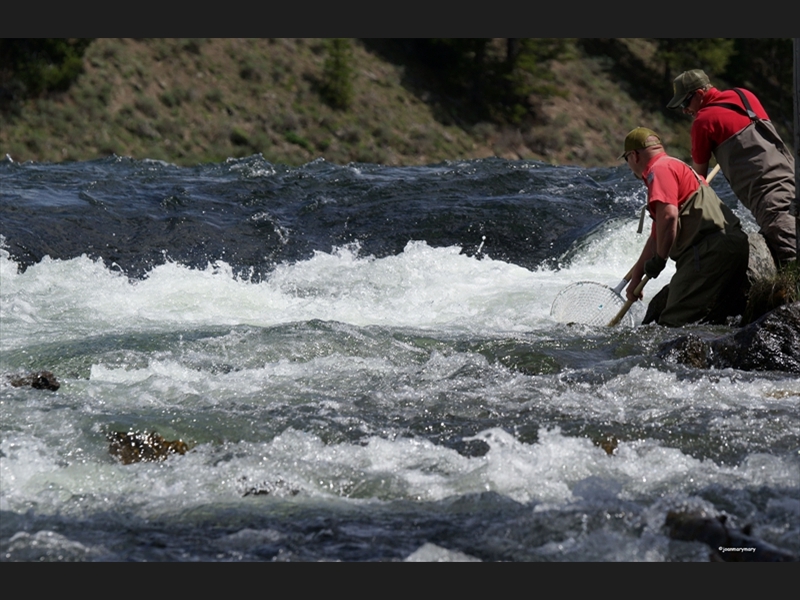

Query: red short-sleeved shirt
[[642, 153, 702, 234], [690, 87, 770, 165]]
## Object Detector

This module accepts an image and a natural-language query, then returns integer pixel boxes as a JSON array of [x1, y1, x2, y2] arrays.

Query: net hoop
[[550, 281, 643, 327]]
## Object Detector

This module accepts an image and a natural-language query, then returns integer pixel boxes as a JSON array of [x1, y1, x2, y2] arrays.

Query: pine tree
[[321, 38, 354, 110]]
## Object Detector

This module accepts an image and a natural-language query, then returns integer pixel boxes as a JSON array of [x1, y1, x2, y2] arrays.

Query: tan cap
[[667, 69, 710, 109], [619, 127, 662, 160]]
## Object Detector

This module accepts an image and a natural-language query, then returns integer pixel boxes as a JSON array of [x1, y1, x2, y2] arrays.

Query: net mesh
[[550, 281, 639, 327]]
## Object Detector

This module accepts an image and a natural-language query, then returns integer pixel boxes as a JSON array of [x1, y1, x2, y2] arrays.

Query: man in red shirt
[[667, 69, 797, 266], [621, 127, 749, 326]]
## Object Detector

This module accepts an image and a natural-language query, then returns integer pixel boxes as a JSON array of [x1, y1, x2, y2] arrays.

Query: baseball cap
[[667, 69, 710, 109], [619, 127, 662, 160]]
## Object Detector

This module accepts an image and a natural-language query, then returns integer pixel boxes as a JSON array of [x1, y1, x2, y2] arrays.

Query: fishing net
[[550, 281, 642, 327]]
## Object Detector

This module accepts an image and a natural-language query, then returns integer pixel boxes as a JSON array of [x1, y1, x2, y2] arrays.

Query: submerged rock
[[657, 302, 800, 373], [7, 370, 60, 391], [107, 431, 189, 465], [665, 510, 798, 562], [590, 433, 620, 456], [239, 476, 301, 497]]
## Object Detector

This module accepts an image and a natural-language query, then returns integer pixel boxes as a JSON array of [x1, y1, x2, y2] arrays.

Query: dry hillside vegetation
[[0, 38, 738, 167]]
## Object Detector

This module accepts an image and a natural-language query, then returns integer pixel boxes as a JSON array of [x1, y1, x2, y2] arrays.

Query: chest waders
[[706, 89, 797, 263], [657, 162, 749, 327]]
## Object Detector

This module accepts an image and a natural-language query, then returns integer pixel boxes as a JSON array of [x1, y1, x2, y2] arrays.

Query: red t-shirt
[[690, 87, 770, 165], [642, 153, 702, 235]]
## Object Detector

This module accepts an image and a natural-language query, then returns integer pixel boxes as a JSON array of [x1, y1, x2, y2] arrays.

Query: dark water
[[1, 155, 637, 278], [1, 154, 798, 562]]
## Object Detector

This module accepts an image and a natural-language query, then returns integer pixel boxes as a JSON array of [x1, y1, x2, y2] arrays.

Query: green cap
[[667, 69, 710, 109], [619, 127, 662, 160]]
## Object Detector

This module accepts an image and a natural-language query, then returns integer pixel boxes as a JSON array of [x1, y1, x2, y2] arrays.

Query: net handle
[[607, 275, 649, 326], [612, 267, 634, 295], [606, 164, 720, 327]]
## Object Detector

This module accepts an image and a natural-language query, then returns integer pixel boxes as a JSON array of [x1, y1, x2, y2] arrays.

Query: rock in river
[[108, 431, 189, 465], [7, 370, 61, 391], [657, 302, 800, 373]]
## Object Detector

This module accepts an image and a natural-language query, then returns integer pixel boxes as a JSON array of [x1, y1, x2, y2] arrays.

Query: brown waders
[[708, 90, 797, 264]]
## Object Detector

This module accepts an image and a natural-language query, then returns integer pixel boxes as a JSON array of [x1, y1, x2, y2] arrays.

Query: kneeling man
[[621, 127, 749, 326]]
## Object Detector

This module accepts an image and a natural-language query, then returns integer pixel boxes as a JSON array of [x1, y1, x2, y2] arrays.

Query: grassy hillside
[[0, 38, 786, 168]]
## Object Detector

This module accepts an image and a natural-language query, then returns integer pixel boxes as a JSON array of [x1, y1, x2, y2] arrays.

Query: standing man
[[621, 127, 749, 327], [667, 69, 797, 267]]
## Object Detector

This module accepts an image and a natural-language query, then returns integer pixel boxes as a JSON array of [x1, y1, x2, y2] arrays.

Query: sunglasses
[[680, 91, 697, 110]]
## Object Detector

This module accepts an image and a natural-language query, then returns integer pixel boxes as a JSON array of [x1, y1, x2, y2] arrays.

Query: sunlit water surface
[[1, 155, 798, 561]]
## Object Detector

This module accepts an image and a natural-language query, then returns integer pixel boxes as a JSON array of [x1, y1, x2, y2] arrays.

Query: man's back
[[691, 87, 770, 164]]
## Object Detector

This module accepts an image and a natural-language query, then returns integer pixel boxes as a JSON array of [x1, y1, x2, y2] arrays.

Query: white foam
[[3, 406, 797, 521], [1, 217, 660, 352], [405, 542, 481, 562]]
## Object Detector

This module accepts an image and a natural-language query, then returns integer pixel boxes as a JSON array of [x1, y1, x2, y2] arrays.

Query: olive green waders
[[658, 183, 750, 327]]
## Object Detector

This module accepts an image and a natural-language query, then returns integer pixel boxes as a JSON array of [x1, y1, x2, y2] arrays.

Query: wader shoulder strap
[[671, 183, 739, 261], [704, 88, 758, 121], [636, 157, 706, 234], [711, 88, 790, 167]]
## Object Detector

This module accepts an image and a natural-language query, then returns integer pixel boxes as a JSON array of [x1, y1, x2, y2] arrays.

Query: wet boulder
[[657, 302, 800, 373], [745, 230, 777, 284], [7, 370, 60, 391], [665, 510, 798, 562], [108, 430, 189, 465]]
